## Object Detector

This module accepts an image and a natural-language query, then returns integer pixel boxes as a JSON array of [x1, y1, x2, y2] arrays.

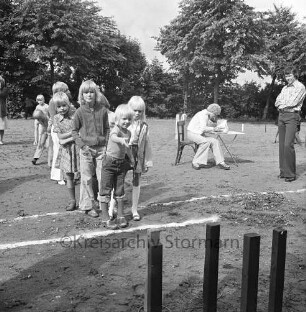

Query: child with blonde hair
[[53, 92, 79, 211], [34, 94, 49, 145], [127, 96, 153, 221], [48, 81, 71, 184], [99, 104, 134, 229], [72, 80, 110, 217]]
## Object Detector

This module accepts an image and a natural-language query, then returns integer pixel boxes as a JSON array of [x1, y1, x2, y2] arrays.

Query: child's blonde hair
[[52, 91, 70, 110], [114, 104, 134, 124], [36, 94, 45, 101], [128, 96, 146, 121], [78, 80, 109, 107], [52, 81, 69, 94]]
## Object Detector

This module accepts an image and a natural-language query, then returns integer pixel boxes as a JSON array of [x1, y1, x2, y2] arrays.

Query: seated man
[[187, 103, 230, 170]]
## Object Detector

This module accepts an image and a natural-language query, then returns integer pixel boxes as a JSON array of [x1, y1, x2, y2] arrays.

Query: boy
[[99, 104, 134, 229], [34, 94, 49, 145]]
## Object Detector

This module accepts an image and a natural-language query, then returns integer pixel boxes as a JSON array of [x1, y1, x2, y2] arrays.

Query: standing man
[[275, 66, 306, 182]]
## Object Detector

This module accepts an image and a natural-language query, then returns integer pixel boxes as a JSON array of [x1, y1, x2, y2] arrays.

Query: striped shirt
[[275, 80, 306, 111]]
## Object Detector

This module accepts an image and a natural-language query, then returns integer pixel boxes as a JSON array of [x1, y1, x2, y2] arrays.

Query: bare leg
[[0, 130, 4, 144]]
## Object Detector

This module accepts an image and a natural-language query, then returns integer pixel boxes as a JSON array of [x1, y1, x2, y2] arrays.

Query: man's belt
[[279, 108, 299, 113]]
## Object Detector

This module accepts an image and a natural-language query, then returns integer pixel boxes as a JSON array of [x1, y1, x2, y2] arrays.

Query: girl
[[127, 96, 153, 221], [49, 81, 71, 185], [53, 92, 79, 211], [0, 76, 9, 145], [99, 104, 134, 229], [71, 80, 110, 218]]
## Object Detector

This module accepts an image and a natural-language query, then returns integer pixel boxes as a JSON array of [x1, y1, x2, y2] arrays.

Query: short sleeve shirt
[[106, 125, 131, 159]]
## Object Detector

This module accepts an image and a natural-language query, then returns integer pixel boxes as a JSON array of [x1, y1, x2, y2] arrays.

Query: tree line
[[1, 0, 305, 120]]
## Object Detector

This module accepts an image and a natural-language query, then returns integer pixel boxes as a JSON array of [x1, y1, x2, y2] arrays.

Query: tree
[[9, 0, 120, 89], [256, 6, 305, 119], [141, 58, 183, 117], [156, 0, 264, 109]]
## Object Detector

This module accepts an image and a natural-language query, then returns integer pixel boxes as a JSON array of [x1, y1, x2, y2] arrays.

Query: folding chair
[[175, 120, 198, 165]]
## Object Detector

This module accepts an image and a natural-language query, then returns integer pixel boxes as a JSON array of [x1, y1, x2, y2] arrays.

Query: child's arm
[[34, 120, 39, 144], [58, 131, 74, 145], [111, 132, 129, 148]]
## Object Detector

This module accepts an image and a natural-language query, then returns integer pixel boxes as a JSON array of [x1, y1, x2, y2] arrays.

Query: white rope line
[[0, 215, 220, 250], [148, 188, 306, 207], [0, 188, 305, 224]]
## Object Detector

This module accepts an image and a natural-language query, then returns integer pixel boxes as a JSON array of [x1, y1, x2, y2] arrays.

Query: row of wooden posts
[[144, 223, 287, 312]]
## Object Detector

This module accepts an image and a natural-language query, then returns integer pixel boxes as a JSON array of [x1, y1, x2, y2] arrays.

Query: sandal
[[133, 214, 141, 221], [102, 219, 119, 230], [118, 217, 128, 228], [85, 209, 99, 218]]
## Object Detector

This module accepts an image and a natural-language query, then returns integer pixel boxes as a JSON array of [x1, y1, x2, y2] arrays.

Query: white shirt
[[275, 80, 306, 111], [187, 109, 215, 135]]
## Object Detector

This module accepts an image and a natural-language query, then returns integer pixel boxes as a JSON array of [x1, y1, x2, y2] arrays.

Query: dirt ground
[[0, 118, 305, 312]]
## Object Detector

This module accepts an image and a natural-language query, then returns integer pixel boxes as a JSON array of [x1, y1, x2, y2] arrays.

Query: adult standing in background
[[275, 66, 306, 182], [0, 76, 8, 145], [24, 97, 35, 119]]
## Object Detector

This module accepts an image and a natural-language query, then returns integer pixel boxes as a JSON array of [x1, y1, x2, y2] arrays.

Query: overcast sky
[[97, 0, 306, 84]]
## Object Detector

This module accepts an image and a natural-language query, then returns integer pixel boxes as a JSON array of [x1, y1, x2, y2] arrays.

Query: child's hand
[[81, 145, 90, 153], [121, 138, 129, 147]]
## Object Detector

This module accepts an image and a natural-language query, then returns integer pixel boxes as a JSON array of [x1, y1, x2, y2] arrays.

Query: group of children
[[32, 80, 153, 230]]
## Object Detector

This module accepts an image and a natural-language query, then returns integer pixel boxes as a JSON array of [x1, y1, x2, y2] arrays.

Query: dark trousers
[[278, 112, 299, 178], [99, 155, 127, 201]]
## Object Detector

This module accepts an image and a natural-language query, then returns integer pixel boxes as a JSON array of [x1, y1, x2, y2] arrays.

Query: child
[[127, 96, 153, 221], [48, 82, 71, 185], [52, 92, 79, 211], [99, 104, 134, 229], [0, 76, 8, 145], [72, 80, 110, 218], [31, 110, 49, 165], [34, 94, 49, 145]]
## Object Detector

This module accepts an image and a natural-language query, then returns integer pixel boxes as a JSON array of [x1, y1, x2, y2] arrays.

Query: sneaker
[[133, 213, 141, 221], [32, 159, 37, 165], [118, 216, 128, 228], [58, 180, 66, 185], [85, 209, 99, 218], [103, 219, 119, 230], [0, 141, 3, 145]]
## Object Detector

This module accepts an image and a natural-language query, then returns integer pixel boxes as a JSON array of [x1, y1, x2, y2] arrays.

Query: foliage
[[140, 59, 184, 117], [156, 0, 264, 104]]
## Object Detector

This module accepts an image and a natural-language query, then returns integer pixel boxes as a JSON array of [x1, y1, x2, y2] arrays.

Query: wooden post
[[144, 230, 163, 312], [240, 233, 260, 312], [268, 228, 287, 312], [203, 223, 220, 312]]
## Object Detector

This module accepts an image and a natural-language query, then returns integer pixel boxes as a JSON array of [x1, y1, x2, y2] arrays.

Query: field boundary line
[[0, 188, 305, 224], [0, 215, 219, 250]]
